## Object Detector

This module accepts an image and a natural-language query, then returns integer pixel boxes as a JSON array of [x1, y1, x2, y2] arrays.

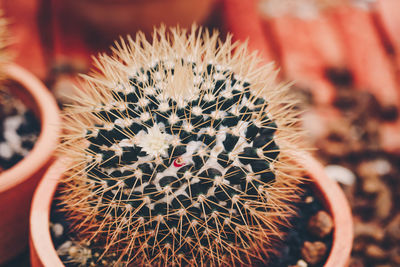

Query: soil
[[267, 184, 333, 267]]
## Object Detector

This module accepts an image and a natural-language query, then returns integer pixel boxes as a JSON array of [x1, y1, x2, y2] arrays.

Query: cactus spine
[[58, 25, 305, 266]]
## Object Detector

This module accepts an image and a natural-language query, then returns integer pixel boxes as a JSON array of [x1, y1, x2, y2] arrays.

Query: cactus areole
[[59, 26, 305, 266]]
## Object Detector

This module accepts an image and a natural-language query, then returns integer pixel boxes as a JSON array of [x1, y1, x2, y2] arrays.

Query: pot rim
[[30, 159, 65, 267], [298, 151, 353, 267], [0, 63, 60, 192], [30, 153, 353, 267]]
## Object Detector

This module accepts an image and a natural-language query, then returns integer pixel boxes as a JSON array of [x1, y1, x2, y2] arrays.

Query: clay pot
[[0, 63, 60, 264], [0, 0, 48, 80], [300, 152, 353, 267], [223, 0, 275, 62], [59, 0, 216, 39], [29, 152, 353, 267]]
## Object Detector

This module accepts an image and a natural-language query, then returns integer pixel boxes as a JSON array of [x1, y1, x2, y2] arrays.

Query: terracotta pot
[[0, 0, 48, 80], [59, 0, 216, 39], [223, 0, 275, 62], [29, 153, 353, 267], [0, 63, 60, 264]]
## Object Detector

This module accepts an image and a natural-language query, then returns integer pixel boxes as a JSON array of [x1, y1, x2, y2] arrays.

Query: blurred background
[[0, 0, 399, 266]]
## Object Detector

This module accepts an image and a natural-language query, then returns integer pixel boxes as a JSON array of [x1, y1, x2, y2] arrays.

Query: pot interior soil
[[49, 182, 333, 267], [0, 83, 40, 171]]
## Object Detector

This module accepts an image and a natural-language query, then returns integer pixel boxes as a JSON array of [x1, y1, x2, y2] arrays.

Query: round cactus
[[59, 25, 305, 266]]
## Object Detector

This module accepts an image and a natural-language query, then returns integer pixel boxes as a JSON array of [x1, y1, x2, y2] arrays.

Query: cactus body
[[59, 26, 305, 266]]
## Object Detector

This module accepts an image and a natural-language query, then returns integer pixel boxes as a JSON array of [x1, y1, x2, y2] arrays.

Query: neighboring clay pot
[[59, 0, 216, 39], [29, 152, 353, 267], [0, 0, 48, 80], [223, 0, 274, 62], [0, 63, 60, 263]]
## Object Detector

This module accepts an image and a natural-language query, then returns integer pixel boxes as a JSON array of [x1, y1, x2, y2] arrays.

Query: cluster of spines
[[59, 26, 305, 266]]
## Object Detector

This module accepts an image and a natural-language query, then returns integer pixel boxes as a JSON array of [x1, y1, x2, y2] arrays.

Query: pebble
[[325, 165, 356, 185], [304, 196, 314, 203], [390, 247, 400, 264], [358, 173, 392, 220], [357, 159, 392, 179], [374, 183, 392, 220], [289, 259, 308, 267], [3, 115, 24, 152], [386, 215, 400, 242], [352, 239, 367, 253], [362, 177, 382, 194], [348, 257, 365, 267], [371, 159, 391, 176], [0, 142, 12, 159], [51, 223, 64, 238], [297, 259, 308, 267], [366, 244, 387, 260], [301, 241, 327, 265], [68, 246, 79, 258], [354, 220, 385, 242], [316, 119, 363, 157], [307, 210, 334, 238], [56, 240, 73, 255]]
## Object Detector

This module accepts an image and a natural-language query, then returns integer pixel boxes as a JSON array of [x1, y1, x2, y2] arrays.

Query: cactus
[[58, 25, 306, 266]]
